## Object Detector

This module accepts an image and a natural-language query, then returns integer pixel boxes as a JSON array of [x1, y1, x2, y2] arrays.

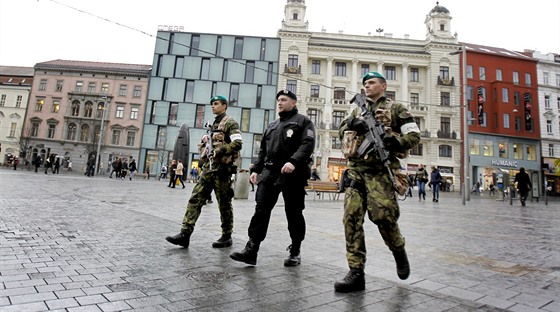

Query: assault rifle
[[350, 94, 398, 193], [203, 120, 213, 167]]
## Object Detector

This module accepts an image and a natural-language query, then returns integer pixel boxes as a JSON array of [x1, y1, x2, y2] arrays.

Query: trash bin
[[234, 171, 250, 199]]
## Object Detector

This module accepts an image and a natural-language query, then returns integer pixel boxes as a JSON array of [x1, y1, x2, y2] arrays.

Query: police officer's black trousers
[[248, 181, 306, 244]]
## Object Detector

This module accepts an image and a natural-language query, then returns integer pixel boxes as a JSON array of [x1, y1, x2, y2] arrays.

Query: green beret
[[210, 95, 228, 104], [362, 71, 386, 85], [276, 89, 297, 101]]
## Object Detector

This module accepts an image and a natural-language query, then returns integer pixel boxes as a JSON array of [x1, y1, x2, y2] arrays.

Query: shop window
[[483, 140, 493, 156], [470, 138, 480, 155], [498, 142, 508, 158], [513, 143, 523, 159], [526, 144, 536, 160]]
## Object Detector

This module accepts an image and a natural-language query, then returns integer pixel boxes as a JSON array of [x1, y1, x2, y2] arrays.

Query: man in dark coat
[[514, 167, 532, 206]]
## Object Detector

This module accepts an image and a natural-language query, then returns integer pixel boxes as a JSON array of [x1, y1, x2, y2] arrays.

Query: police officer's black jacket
[[252, 108, 315, 186]]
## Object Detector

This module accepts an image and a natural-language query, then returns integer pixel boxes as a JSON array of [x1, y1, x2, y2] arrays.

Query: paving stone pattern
[[0, 169, 558, 311]]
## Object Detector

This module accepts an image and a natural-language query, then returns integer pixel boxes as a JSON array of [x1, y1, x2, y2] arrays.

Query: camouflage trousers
[[343, 169, 405, 270], [181, 167, 234, 235]]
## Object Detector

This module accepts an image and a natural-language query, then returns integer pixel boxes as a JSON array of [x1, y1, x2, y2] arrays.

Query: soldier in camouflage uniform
[[334, 72, 421, 292], [165, 95, 243, 249]]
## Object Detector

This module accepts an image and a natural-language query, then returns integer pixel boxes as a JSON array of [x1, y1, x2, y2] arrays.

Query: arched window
[[71, 101, 80, 116], [84, 101, 93, 118], [80, 124, 90, 142], [96, 102, 105, 118], [94, 125, 101, 143], [67, 123, 77, 140]]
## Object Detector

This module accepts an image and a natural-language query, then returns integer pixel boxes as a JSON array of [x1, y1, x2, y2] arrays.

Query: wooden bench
[[305, 180, 341, 201]]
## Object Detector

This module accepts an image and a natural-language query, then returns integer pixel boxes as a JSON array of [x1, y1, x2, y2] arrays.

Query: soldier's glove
[[348, 118, 368, 135], [383, 135, 401, 152]]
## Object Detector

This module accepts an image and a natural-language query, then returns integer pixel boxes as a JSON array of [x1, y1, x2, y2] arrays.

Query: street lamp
[[451, 46, 470, 205], [95, 97, 109, 175]]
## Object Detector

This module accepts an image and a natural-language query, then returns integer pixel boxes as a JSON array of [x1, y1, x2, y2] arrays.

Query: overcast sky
[[1, 0, 559, 67]]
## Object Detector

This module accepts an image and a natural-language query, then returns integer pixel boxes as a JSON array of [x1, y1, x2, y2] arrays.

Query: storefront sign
[[491, 159, 518, 168], [328, 157, 347, 166]]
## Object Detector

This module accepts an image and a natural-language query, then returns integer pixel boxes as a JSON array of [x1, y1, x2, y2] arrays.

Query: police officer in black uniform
[[230, 89, 315, 267]]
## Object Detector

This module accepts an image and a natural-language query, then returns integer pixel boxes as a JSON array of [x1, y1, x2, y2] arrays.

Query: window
[[466, 65, 473, 79], [543, 72, 549, 84], [126, 131, 136, 147], [496, 69, 502, 81], [80, 124, 90, 142], [87, 82, 96, 93], [544, 95, 550, 108], [558, 96, 560, 109], [47, 124, 56, 139], [185, 81, 195, 102], [9, 122, 17, 137], [331, 136, 341, 149], [361, 64, 370, 77], [332, 111, 345, 129], [253, 134, 262, 158], [229, 84, 240, 106], [384, 66, 396, 80], [259, 38, 265, 61], [310, 85, 320, 97], [470, 138, 480, 155], [195, 105, 205, 128], [498, 142, 508, 158], [439, 145, 452, 157], [514, 91, 520, 106], [241, 108, 250, 132], [133, 86, 142, 97], [410, 143, 423, 156], [35, 99, 44, 111], [267, 62, 274, 85], [130, 107, 139, 120], [39, 79, 47, 91], [385, 91, 395, 101], [168, 103, 177, 126], [233, 37, 243, 58], [51, 100, 60, 113], [156, 126, 167, 149], [483, 140, 493, 156], [15, 95, 22, 108], [557, 74, 560, 87], [439, 66, 449, 80], [502, 88, 509, 103], [56, 80, 63, 92], [526, 144, 536, 161], [410, 93, 419, 105], [513, 143, 523, 159], [548, 144, 554, 157], [96, 102, 106, 118], [75, 81, 83, 92], [84, 102, 93, 118], [116, 105, 124, 118], [440, 92, 450, 106], [334, 87, 345, 100], [288, 54, 298, 67], [525, 73, 532, 86], [513, 71, 519, 85], [479, 67, 486, 80], [112, 129, 121, 145], [71, 101, 80, 116], [286, 80, 297, 94], [307, 109, 319, 126], [410, 67, 419, 82], [175, 56, 184, 78], [245, 61, 255, 83], [201, 58, 210, 80], [546, 120, 552, 134], [119, 85, 128, 96], [0, 94, 5, 106], [515, 116, 522, 131], [67, 123, 77, 140], [334, 62, 346, 76], [30, 122, 39, 137], [440, 117, 450, 134], [256, 85, 262, 108], [503, 114, 510, 128], [189, 35, 200, 56], [311, 60, 320, 75]]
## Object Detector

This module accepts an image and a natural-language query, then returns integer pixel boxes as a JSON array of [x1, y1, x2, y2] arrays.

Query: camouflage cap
[[362, 71, 386, 85], [210, 95, 228, 104]]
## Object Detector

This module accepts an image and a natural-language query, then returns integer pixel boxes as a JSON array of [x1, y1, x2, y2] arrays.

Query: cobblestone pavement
[[0, 168, 558, 311]]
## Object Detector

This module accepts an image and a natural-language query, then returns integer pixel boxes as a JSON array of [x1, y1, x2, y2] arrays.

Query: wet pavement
[[0, 168, 558, 311]]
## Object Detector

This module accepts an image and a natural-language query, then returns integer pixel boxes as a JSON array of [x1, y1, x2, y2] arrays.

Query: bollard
[[234, 171, 250, 199]]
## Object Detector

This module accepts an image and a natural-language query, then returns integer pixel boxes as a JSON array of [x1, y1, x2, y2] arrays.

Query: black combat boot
[[212, 233, 232, 248], [393, 248, 410, 280], [230, 239, 259, 265], [165, 231, 191, 248], [284, 243, 301, 267], [334, 268, 365, 293]]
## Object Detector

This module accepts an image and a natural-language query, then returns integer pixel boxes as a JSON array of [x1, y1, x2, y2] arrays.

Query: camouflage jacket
[[202, 112, 243, 169]]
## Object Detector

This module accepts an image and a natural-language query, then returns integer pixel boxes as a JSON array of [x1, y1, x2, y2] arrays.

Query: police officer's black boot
[[334, 268, 365, 293], [229, 239, 259, 265], [284, 242, 301, 267], [393, 248, 410, 280], [165, 231, 191, 248], [212, 233, 232, 248]]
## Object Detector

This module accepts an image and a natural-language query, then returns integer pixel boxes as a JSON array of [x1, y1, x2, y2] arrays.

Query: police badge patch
[[287, 129, 293, 137], [307, 129, 314, 137]]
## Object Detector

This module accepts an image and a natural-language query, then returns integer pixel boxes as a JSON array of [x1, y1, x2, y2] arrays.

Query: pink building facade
[[23, 60, 151, 173]]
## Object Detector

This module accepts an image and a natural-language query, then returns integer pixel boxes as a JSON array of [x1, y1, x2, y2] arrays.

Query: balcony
[[306, 97, 325, 105], [409, 104, 428, 112], [420, 130, 431, 138], [436, 130, 458, 139], [437, 76, 455, 86], [332, 99, 349, 105], [284, 64, 301, 74]]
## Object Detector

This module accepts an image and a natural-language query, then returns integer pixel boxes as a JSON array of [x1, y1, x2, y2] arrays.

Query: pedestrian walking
[[129, 159, 137, 180], [171, 160, 186, 189], [230, 89, 314, 266], [86, 155, 95, 177], [121, 158, 128, 180], [67, 160, 72, 172], [406, 175, 414, 197], [430, 166, 442, 202], [166, 95, 242, 249], [167, 160, 177, 187], [53, 157, 60, 174], [159, 164, 168, 181], [34, 156, 41, 173], [514, 167, 532, 206], [12, 156, 18, 170], [333, 71, 421, 292], [415, 164, 429, 201]]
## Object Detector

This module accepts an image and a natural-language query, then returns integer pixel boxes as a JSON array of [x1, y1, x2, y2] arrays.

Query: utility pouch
[[341, 130, 363, 158]]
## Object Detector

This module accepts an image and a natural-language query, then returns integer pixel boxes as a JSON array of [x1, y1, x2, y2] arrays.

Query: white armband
[[401, 122, 420, 134], [230, 133, 243, 142]]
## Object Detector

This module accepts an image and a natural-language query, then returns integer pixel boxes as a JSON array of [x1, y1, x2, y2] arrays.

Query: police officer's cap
[[276, 89, 297, 101], [210, 95, 228, 104], [362, 71, 386, 85]]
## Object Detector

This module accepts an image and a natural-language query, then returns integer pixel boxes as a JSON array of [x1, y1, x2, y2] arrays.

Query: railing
[[284, 64, 301, 74], [437, 76, 455, 86], [420, 130, 431, 138], [436, 130, 458, 139], [409, 104, 428, 112], [332, 99, 349, 105], [306, 97, 325, 104]]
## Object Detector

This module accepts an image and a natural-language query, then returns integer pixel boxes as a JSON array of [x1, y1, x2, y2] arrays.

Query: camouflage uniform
[[338, 96, 420, 270], [181, 112, 242, 235]]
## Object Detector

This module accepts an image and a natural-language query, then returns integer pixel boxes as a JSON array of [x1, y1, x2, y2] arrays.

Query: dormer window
[[292, 12, 298, 20], [439, 23, 445, 31]]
